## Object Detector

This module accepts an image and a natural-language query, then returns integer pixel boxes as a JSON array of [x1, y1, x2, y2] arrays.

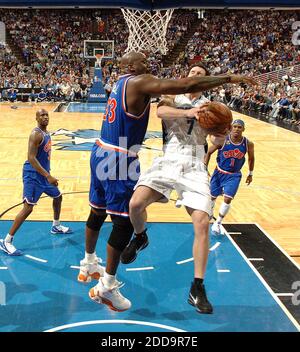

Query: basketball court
[[0, 0, 300, 334], [0, 102, 299, 332]]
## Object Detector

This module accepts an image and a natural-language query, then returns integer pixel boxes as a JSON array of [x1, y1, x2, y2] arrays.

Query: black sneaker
[[188, 281, 213, 314], [120, 232, 149, 264]]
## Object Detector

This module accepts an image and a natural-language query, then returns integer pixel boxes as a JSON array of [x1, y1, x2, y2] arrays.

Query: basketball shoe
[[0, 239, 23, 256], [188, 281, 213, 314], [211, 222, 225, 235], [51, 224, 73, 234], [120, 231, 149, 264], [89, 278, 131, 312], [77, 257, 105, 283]]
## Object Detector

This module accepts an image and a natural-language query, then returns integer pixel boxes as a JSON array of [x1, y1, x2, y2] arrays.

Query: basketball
[[197, 101, 233, 134]]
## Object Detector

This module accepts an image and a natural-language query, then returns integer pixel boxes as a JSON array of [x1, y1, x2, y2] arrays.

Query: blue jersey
[[23, 127, 51, 173], [216, 135, 248, 173], [100, 74, 150, 151]]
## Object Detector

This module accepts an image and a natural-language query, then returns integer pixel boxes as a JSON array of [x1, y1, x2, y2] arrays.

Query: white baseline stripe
[[217, 269, 230, 272], [25, 255, 48, 263], [176, 258, 193, 265], [44, 319, 186, 332], [276, 293, 294, 297], [224, 230, 300, 331], [0, 266, 8, 270], [70, 265, 80, 269], [177, 242, 221, 265], [248, 258, 264, 261], [126, 267, 154, 271], [209, 242, 221, 251]]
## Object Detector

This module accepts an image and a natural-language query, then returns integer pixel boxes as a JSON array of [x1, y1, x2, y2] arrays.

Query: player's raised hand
[[187, 107, 201, 119]]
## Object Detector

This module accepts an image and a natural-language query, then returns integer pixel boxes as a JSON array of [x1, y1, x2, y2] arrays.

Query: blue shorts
[[89, 143, 140, 217], [23, 170, 61, 205], [210, 168, 242, 199]]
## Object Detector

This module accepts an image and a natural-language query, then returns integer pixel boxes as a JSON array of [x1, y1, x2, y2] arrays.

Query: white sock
[[5, 234, 13, 243], [85, 251, 96, 263], [53, 220, 60, 226], [216, 216, 224, 224], [217, 202, 231, 223], [103, 271, 116, 288]]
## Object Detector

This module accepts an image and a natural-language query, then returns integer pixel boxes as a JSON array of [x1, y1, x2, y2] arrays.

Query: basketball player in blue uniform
[[78, 51, 256, 312], [205, 119, 255, 234], [0, 109, 72, 256]]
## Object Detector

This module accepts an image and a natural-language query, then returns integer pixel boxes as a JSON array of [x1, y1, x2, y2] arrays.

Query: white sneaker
[[51, 224, 73, 234], [211, 222, 225, 235], [0, 239, 23, 256], [77, 257, 105, 283], [89, 278, 131, 312]]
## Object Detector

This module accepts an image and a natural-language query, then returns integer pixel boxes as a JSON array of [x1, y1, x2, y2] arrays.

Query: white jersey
[[136, 94, 212, 214], [162, 94, 209, 160]]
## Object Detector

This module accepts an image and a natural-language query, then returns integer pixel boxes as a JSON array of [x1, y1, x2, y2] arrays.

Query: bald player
[[0, 109, 72, 256], [78, 51, 256, 312]]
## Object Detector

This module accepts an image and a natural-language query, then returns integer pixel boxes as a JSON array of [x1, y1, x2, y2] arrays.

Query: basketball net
[[121, 8, 174, 55], [95, 53, 103, 68]]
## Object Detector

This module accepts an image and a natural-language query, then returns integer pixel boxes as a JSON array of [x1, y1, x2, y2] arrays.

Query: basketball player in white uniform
[[121, 64, 228, 314]]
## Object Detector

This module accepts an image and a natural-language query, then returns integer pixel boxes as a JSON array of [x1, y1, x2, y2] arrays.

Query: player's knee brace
[[86, 210, 107, 231], [108, 215, 134, 252]]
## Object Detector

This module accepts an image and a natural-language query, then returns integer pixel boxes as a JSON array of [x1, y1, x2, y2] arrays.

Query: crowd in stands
[[0, 8, 299, 124]]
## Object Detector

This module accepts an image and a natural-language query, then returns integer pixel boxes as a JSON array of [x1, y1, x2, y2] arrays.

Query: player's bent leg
[[121, 186, 163, 264], [78, 209, 107, 283]]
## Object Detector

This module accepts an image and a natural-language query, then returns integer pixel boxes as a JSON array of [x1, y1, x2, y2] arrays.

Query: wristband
[[248, 171, 253, 176]]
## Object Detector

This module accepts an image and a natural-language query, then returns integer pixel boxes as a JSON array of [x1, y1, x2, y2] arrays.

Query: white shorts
[[135, 154, 212, 216]]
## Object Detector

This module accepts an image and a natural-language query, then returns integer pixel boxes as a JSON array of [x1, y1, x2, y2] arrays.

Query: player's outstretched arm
[[133, 74, 256, 97]]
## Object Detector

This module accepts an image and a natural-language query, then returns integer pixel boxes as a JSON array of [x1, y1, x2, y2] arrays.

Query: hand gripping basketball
[[196, 101, 232, 134]]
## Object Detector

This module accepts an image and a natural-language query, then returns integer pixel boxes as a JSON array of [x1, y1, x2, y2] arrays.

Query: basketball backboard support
[[84, 40, 114, 59]]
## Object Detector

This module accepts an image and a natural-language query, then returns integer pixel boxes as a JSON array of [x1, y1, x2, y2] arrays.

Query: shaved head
[[121, 51, 146, 65], [120, 51, 148, 75], [36, 109, 48, 118]]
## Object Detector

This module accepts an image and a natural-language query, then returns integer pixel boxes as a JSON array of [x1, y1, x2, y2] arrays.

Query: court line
[[44, 319, 186, 332], [0, 267, 8, 270], [24, 255, 48, 263], [254, 223, 300, 270], [126, 267, 154, 271], [217, 269, 230, 273], [224, 229, 300, 331], [209, 242, 221, 251], [248, 258, 264, 261], [176, 242, 221, 265], [276, 293, 294, 297], [70, 265, 80, 270]]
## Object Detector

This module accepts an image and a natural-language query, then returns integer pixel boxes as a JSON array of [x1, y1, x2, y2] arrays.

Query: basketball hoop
[[121, 8, 174, 55]]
